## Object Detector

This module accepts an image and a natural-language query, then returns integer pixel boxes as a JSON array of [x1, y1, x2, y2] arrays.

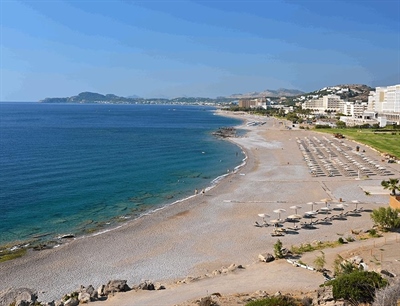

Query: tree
[[273, 239, 284, 259], [329, 271, 388, 305], [381, 178, 400, 195], [370, 207, 400, 230], [336, 120, 346, 128]]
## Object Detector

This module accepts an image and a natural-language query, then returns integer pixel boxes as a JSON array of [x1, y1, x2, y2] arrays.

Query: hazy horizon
[[1, 0, 399, 101]]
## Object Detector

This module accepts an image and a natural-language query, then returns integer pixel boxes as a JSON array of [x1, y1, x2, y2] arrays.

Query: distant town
[[40, 83, 400, 127], [237, 84, 400, 127]]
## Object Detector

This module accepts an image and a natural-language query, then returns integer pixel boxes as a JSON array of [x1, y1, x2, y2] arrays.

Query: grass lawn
[[315, 128, 400, 159]]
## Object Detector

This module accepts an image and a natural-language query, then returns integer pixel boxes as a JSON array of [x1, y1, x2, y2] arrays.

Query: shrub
[[370, 207, 400, 230], [246, 295, 297, 306], [338, 237, 345, 244], [314, 251, 326, 271], [328, 271, 388, 305], [373, 278, 400, 306], [274, 239, 284, 259]]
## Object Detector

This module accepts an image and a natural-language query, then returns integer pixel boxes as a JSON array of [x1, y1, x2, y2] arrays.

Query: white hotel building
[[368, 84, 400, 125]]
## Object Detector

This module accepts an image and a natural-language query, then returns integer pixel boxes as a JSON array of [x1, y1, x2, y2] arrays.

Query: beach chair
[[254, 221, 263, 227]]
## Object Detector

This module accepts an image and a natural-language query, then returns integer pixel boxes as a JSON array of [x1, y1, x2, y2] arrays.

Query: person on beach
[[195, 189, 198, 195]]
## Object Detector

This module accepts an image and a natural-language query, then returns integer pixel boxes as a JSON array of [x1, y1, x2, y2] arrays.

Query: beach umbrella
[[258, 213, 270, 223], [351, 200, 360, 210], [290, 205, 302, 214], [336, 203, 348, 211], [320, 207, 331, 214], [287, 214, 302, 226], [306, 202, 318, 212], [273, 209, 286, 220], [320, 198, 332, 206]]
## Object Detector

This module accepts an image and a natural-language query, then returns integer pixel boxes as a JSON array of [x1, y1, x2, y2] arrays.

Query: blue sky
[[1, 0, 399, 101]]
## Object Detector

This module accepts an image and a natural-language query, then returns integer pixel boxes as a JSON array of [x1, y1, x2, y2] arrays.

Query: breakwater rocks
[[0, 263, 244, 306], [0, 280, 166, 306], [212, 127, 237, 138]]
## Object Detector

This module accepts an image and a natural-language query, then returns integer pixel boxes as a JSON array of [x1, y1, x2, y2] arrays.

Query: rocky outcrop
[[103, 280, 130, 295], [0, 288, 38, 306], [258, 253, 275, 262]]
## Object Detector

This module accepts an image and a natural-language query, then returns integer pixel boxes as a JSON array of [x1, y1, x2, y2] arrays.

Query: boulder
[[0, 288, 38, 306], [104, 280, 130, 295], [199, 296, 212, 306], [97, 284, 105, 297], [79, 285, 98, 301], [258, 253, 275, 263], [316, 286, 334, 303], [137, 281, 155, 290], [154, 282, 166, 290], [15, 300, 30, 306], [381, 269, 396, 277], [78, 292, 91, 304], [63, 297, 79, 306], [54, 300, 64, 306]]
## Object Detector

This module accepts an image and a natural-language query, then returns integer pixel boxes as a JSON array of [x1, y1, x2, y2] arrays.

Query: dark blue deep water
[[0, 103, 244, 246]]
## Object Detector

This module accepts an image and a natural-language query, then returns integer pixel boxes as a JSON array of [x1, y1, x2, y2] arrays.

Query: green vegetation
[[381, 178, 400, 195], [0, 248, 27, 263], [316, 128, 400, 159], [370, 207, 400, 231], [327, 271, 388, 305], [273, 239, 284, 259], [313, 251, 326, 271], [290, 241, 339, 255], [245, 295, 298, 306]]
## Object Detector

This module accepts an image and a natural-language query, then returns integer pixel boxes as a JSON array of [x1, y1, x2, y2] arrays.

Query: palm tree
[[381, 178, 400, 195]]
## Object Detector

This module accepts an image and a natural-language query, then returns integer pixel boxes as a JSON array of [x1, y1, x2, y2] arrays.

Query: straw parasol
[[290, 205, 302, 214], [258, 213, 270, 223], [320, 198, 332, 206], [351, 200, 360, 210], [273, 208, 286, 220], [306, 201, 318, 212], [336, 203, 348, 211]]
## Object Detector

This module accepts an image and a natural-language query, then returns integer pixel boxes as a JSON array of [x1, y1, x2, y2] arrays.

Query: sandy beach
[[1, 110, 400, 305]]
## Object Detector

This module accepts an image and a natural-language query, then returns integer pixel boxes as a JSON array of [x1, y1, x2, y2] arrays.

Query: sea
[[0, 102, 245, 248]]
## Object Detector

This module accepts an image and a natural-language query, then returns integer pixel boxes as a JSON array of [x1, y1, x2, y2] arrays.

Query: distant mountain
[[40, 92, 137, 103], [229, 88, 304, 98]]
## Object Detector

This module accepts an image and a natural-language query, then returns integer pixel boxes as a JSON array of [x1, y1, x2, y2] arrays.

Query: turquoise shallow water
[[0, 103, 245, 246]]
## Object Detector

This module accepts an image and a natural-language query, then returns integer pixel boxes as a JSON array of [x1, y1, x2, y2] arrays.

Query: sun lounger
[[254, 221, 263, 227]]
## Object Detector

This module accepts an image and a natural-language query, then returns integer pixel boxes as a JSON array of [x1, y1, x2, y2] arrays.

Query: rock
[[97, 284, 105, 296], [274, 291, 282, 297], [199, 296, 212, 306], [154, 282, 166, 290], [104, 280, 130, 295], [0, 288, 38, 306], [54, 300, 64, 306], [254, 290, 268, 298], [316, 286, 334, 302], [258, 253, 275, 263], [43, 302, 56, 306], [78, 292, 91, 304], [381, 269, 396, 277], [349, 256, 363, 265], [138, 281, 155, 290], [228, 263, 237, 272], [64, 297, 79, 306], [15, 300, 30, 306], [80, 285, 97, 300]]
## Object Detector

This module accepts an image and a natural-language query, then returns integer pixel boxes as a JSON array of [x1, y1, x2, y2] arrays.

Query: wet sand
[[1, 111, 399, 305]]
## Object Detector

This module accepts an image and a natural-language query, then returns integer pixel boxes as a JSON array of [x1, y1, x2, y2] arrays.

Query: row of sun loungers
[[297, 136, 393, 177], [256, 207, 365, 236]]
